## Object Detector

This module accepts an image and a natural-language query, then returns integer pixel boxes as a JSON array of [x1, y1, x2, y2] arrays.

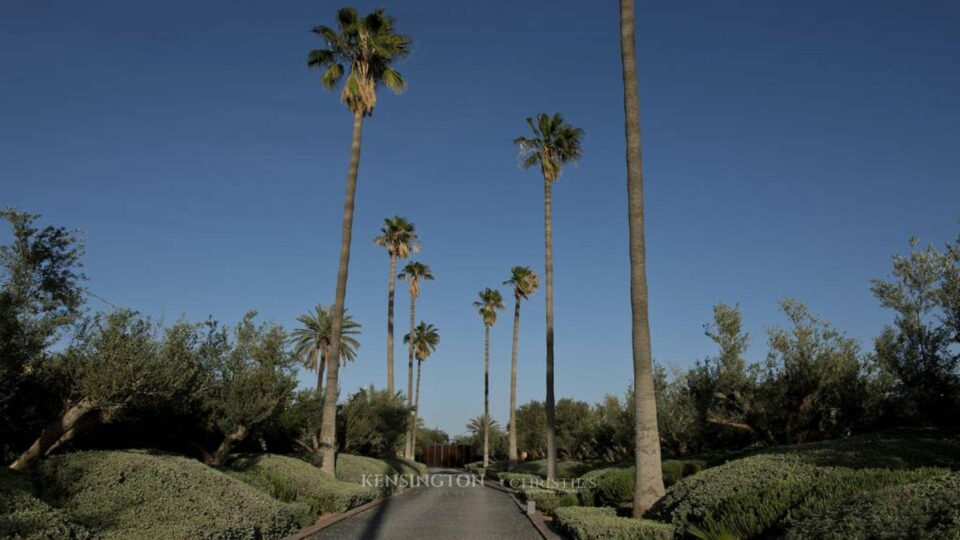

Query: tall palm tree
[[474, 287, 504, 467], [399, 261, 434, 458], [503, 266, 539, 467], [403, 321, 440, 459], [307, 7, 411, 475], [290, 305, 361, 394], [514, 113, 583, 480], [619, 0, 666, 515], [374, 216, 419, 395]]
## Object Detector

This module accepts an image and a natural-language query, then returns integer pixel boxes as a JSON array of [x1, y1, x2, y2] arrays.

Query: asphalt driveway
[[308, 468, 542, 540]]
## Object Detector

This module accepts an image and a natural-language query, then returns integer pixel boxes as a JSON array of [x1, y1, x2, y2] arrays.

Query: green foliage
[[202, 313, 298, 443], [514, 113, 584, 183], [651, 431, 960, 539], [519, 487, 580, 515], [514, 400, 547, 459], [36, 450, 303, 539], [335, 453, 397, 496], [339, 385, 409, 457], [228, 453, 376, 516], [553, 507, 674, 540], [0, 468, 90, 539], [871, 235, 960, 426], [785, 471, 960, 539], [462, 414, 507, 460]]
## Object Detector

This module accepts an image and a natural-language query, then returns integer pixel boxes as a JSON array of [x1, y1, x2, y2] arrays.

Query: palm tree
[[619, 0, 666, 515], [374, 217, 419, 395], [503, 266, 539, 467], [290, 305, 362, 395], [399, 261, 434, 458], [474, 287, 504, 467], [514, 113, 583, 480], [403, 321, 440, 459], [307, 7, 411, 475]]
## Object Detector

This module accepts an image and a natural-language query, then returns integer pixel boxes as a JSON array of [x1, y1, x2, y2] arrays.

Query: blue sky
[[2, 0, 958, 437]]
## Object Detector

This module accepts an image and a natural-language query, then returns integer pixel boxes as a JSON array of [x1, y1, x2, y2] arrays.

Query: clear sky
[[2, 1, 958, 437]]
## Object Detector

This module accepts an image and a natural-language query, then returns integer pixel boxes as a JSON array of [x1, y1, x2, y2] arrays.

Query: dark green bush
[[651, 453, 947, 539], [0, 468, 90, 540], [785, 471, 960, 539], [36, 450, 304, 539], [334, 454, 398, 496], [662, 459, 706, 486], [553, 506, 674, 540], [228, 453, 377, 516], [519, 487, 580, 515], [579, 468, 633, 508]]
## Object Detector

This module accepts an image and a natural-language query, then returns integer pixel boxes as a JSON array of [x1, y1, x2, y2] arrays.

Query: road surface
[[308, 468, 543, 540]]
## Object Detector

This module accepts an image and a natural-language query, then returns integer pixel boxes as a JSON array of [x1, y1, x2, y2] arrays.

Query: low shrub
[[519, 487, 580, 515], [0, 468, 91, 540], [228, 453, 377, 515], [553, 506, 674, 540], [334, 454, 397, 496], [785, 471, 960, 539], [661, 459, 705, 487], [497, 471, 545, 489], [651, 453, 947, 539], [386, 457, 427, 478], [36, 450, 304, 539], [579, 460, 705, 508]]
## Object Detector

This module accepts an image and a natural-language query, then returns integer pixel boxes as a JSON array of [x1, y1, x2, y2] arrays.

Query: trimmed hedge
[[519, 487, 580, 514], [578, 460, 705, 509], [0, 468, 91, 540], [228, 454, 378, 515], [553, 507, 674, 540], [334, 454, 397, 496], [661, 459, 705, 487], [651, 453, 947, 539], [36, 450, 304, 539], [785, 471, 960, 539]]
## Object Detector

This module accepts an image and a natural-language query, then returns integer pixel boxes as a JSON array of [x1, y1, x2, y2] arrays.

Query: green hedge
[[578, 460, 705, 509], [553, 507, 674, 540], [334, 454, 397, 496], [228, 454, 378, 515], [785, 471, 960, 539], [651, 453, 947, 539], [497, 471, 545, 489], [36, 450, 304, 539], [0, 468, 91, 540], [519, 487, 580, 515], [661, 459, 706, 487]]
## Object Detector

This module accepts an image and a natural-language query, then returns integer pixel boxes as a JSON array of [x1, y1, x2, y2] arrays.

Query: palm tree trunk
[[508, 295, 521, 466], [544, 177, 558, 481], [318, 110, 364, 476], [412, 358, 423, 459], [620, 0, 666, 516], [404, 294, 416, 459], [317, 350, 327, 396], [387, 254, 397, 395], [483, 324, 491, 467]]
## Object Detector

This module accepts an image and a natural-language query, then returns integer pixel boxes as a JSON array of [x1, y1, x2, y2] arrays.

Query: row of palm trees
[[473, 266, 539, 468], [307, 2, 665, 517]]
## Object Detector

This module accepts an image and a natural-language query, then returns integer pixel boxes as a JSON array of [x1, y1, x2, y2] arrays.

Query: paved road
[[309, 468, 542, 540]]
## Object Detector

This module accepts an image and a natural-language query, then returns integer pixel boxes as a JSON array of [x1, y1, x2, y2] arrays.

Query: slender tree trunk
[[386, 254, 397, 395], [206, 424, 249, 467], [317, 351, 327, 396], [10, 398, 98, 471], [508, 295, 521, 466], [483, 324, 491, 467], [543, 177, 558, 481], [45, 408, 116, 457], [620, 0, 666, 516], [412, 358, 423, 459], [318, 110, 364, 476], [404, 294, 416, 459]]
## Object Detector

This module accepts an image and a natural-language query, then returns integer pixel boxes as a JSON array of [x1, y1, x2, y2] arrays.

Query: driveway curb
[[478, 475, 562, 540]]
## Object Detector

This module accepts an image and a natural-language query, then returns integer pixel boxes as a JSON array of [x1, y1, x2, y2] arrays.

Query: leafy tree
[[515, 112, 583, 481], [555, 398, 596, 460], [503, 266, 539, 466], [10, 311, 205, 470], [416, 427, 450, 450], [0, 209, 85, 458], [619, 0, 666, 514], [398, 261, 433, 458], [474, 288, 504, 466], [200, 313, 297, 466], [339, 385, 409, 457], [277, 389, 325, 455], [514, 400, 546, 460], [403, 321, 439, 458], [290, 305, 360, 394], [307, 6, 412, 475], [871, 235, 960, 426], [374, 216, 419, 395], [594, 391, 634, 462]]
